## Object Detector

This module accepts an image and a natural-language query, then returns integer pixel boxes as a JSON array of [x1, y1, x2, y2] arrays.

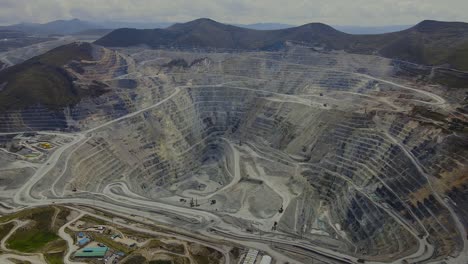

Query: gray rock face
[[2, 45, 468, 263]]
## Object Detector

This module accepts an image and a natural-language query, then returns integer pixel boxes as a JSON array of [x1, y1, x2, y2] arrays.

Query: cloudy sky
[[0, 0, 467, 26]]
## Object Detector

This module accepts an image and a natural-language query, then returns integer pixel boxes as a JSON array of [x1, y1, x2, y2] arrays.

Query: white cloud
[[0, 0, 467, 26]]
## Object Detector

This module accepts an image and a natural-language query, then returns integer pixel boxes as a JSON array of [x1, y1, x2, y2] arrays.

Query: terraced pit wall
[[3, 45, 467, 261]]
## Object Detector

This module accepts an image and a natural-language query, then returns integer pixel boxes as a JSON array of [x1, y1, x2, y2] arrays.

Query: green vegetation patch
[[0, 222, 14, 241], [0, 206, 50, 223], [8, 228, 59, 253], [5, 207, 65, 253]]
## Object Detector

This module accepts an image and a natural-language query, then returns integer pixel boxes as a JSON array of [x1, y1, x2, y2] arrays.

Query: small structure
[[78, 237, 90, 246], [74, 247, 109, 258], [260, 255, 272, 264], [39, 142, 52, 149], [243, 249, 259, 264], [78, 232, 84, 238]]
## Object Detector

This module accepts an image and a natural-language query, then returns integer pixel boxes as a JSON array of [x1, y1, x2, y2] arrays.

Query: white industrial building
[[260, 255, 272, 264], [243, 249, 259, 264]]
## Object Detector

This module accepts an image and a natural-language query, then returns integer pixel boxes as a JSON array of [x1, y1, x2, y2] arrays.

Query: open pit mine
[[0, 29, 467, 264]]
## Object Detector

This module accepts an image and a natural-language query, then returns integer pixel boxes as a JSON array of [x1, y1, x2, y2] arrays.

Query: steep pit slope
[[96, 19, 468, 71], [14, 45, 467, 263]]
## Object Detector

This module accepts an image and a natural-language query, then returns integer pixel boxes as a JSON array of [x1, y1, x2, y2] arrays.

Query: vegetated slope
[[378, 20, 468, 70], [95, 18, 468, 71], [0, 42, 106, 111], [3, 207, 69, 253]]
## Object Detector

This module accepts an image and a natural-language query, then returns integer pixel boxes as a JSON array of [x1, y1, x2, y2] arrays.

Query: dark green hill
[[377, 20, 468, 70], [0, 42, 107, 111], [95, 18, 344, 50], [95, 19, 468, 71]]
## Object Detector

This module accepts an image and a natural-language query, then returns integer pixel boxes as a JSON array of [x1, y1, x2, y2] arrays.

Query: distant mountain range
[[239, 23, 413, 34], [0, 19, 97, 35], [0, 19, 173, 36], [0, 18, 414, 36], [95, 18, 468, 71]]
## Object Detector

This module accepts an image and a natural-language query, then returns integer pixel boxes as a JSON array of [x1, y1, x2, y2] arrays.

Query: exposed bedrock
[[18, 46, 468, 261]]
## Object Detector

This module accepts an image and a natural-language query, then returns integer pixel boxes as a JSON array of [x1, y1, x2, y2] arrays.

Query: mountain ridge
[[0, 19, 97, 35], [95, 19, 468, 71], [0, 19, 173, 35]]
